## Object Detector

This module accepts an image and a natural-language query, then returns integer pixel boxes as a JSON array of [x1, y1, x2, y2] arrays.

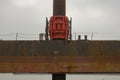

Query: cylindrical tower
[[53, 0, 66, 16]]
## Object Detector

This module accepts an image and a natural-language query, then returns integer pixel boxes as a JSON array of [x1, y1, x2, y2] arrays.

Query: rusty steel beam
[[0, 40, 120, 73], [53, 0, 66, 16], [0, 56, 120, 73], [0, 41, 120, 56]]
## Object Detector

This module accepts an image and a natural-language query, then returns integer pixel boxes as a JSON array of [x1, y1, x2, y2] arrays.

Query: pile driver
[[45, 0, 72, 40]]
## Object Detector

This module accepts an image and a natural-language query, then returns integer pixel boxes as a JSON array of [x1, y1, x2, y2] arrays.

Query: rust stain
[[0, 56, 120, 73], [0, 40, 120, 73]]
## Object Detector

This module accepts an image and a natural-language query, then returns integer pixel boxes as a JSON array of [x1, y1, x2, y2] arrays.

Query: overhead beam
[[0, 41, 120, 73]]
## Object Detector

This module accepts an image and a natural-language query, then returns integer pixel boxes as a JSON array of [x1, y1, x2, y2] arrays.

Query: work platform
[[0, 40, 120, 73]]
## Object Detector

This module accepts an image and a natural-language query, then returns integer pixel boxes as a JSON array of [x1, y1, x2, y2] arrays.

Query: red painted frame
[[49, 16, 70, 40]]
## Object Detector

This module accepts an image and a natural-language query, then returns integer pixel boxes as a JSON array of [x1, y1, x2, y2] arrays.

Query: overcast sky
[[0, 0, 120, 34], [0, 73, 120, 80], [0, 0, 120, 79]]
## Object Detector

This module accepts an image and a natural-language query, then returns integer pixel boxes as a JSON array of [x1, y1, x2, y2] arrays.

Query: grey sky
[[0, 74, 120, 80], [0, 0, 52, 33], [0, 0, 120, 34], [67, 0, 120, 32]]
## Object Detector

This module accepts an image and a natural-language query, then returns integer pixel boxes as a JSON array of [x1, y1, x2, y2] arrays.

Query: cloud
[[11, 0, 37, 7], [0, 0, 120, 37], [86, 7, 104, 18], [66, 0, 120, 33]]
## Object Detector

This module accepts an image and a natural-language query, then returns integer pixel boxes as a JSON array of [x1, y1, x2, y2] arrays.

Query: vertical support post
[[85, 35, 87, 40], [69, 17, 72, 40], [45, 17, 49, 40], [16, 33, 18, 40], [75, 33, 76, 40], [39, 33, 44, 40], [91, 33, 94, 40], [52, 74, 66, 80], [78, 35, 81, 40]]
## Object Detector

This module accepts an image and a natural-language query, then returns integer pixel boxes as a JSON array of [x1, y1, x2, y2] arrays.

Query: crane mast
[[46, 0, 71, 80]]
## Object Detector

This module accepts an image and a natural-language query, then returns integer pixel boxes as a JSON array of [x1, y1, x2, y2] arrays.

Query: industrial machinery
[[45, 0, 72, 40], [0, 0, 120, 80]]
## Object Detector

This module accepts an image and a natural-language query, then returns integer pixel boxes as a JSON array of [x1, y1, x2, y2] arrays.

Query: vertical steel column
[[52, 74, 66, 80], [45, 17, 49, 40], [69, 17, 72, 40], [53, 0, 66, 16]]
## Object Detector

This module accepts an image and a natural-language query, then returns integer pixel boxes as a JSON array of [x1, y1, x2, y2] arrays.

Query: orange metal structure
[[49, 16, 70, 40], [45, 0, 71, 40]]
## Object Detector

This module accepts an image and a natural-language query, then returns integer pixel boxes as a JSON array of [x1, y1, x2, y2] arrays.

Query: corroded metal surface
[[0, 40, 120, 73], [0, 41, 120, 56], [0, 56, 120, 73], [53, 0, 66, 16]]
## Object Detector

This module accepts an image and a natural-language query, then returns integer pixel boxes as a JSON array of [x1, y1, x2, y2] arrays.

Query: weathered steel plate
[[0, 40, 120, 73], [0, 56, 120, 73]]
